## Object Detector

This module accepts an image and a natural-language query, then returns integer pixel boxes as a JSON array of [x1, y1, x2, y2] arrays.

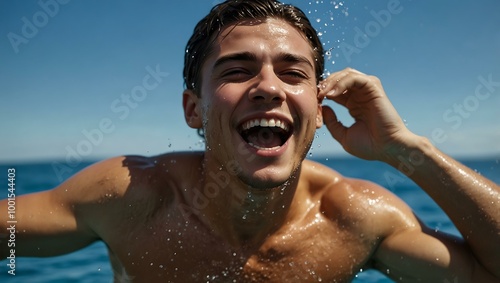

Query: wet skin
[[40, 153, 417, 282], [1, 18, 499, 283]]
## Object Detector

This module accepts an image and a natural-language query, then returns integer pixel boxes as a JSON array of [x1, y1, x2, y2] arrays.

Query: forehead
[[210, 18, 314, 62]]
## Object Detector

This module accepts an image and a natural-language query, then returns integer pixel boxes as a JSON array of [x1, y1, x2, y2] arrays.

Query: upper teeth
[[241, 118, 289, 131]]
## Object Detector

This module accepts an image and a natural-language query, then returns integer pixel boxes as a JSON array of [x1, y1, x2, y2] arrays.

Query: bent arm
[[374, 223, 499, 282], [319, 68, 500, 279], [384, 135, 500, 276]]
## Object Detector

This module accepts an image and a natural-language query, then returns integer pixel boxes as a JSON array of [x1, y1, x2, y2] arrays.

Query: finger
[[318, 71, 348, 97], [322, 105, 347, 144], [318, 68, 367, 102]]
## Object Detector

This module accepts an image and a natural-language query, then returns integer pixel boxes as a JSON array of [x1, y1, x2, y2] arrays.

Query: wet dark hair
[[183, 0, 324, 96]]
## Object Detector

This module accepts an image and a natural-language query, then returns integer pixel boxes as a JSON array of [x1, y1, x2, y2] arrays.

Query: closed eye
[[220, 68, 253, 82], [279, 70, 309, 84], [222, 68, 249, 76]]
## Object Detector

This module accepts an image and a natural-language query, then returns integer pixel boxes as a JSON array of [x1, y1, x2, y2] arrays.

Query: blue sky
[[1, 0, 499, 163]]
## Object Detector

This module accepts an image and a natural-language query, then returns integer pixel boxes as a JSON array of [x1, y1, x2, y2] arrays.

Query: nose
[[248, 66, 286, 103]]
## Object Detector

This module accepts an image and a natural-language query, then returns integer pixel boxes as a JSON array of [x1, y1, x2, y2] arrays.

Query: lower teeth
[[248, 142, 281, 151]]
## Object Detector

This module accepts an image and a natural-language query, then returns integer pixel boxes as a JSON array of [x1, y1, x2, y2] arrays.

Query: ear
[[316, 103, 323, 129], [182, 89, 203, 129], [316, 90, 324, 129]]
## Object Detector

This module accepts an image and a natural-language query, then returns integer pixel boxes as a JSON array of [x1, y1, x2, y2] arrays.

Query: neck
[[195, 159, 301, 249]]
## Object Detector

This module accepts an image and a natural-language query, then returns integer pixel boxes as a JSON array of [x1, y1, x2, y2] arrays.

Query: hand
[[318, 68, 412, 161]]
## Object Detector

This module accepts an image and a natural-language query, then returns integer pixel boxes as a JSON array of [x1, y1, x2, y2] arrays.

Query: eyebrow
[[213, 52, 257, 70], [275, 52, 314, 71], [212, 51, 314, 71]]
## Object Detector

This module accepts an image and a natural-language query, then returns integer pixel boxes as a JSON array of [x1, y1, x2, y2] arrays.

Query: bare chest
[[105, 211, 374, 282]]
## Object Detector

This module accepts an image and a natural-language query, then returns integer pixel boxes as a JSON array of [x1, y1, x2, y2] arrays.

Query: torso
[[88, 153, 399, 282]]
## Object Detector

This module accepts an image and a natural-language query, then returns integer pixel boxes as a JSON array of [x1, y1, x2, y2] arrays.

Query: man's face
[[185, 18, 323, 189]]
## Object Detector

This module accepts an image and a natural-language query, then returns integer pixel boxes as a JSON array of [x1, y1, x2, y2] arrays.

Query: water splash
[[306, 0, 351, 78]]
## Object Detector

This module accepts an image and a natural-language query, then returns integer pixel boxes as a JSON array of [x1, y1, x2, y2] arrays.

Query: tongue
[[246, 127, 283, 149]]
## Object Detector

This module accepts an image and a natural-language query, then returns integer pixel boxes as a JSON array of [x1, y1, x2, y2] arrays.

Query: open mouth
[[238, 118, 292, 150]]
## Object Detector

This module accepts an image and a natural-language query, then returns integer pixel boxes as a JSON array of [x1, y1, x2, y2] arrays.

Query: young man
[[1, 0, 499, 282]]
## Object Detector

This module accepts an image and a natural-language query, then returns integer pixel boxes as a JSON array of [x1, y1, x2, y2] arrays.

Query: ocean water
[[0, 156, 499, 282]]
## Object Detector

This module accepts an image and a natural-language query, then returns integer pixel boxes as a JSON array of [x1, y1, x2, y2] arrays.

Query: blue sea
[[1, 156, 499, 282]]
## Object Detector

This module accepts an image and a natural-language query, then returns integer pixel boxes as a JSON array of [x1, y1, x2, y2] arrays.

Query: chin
[[233, 161, 302, 190]]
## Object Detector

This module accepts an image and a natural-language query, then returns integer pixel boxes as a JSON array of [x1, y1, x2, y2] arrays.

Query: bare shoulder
[[59, 152, 202, 199], [56, 152, 204, 229], [60, 156, 131, 193], [56, 155, 159, 203], [301, 159, 420, 237]]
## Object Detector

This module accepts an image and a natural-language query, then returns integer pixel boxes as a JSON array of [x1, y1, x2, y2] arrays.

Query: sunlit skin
[[1, 18, 499, 283], [181, 19, 324, 248], [188, 18, 322, 190]]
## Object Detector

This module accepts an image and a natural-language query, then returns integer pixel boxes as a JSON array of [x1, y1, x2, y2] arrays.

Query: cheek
[[291, 92, 320, 116], [209, 84, 244, 107], [283, 84, 305, 96], [201, 85, 235, 108], [200, 89, 240, 128], [294, 96, 321, 130], [286, 82, 317, 104]]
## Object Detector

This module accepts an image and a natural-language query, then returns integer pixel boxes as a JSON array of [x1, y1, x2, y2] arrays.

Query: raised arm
[[318, 68, 500, 281]]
